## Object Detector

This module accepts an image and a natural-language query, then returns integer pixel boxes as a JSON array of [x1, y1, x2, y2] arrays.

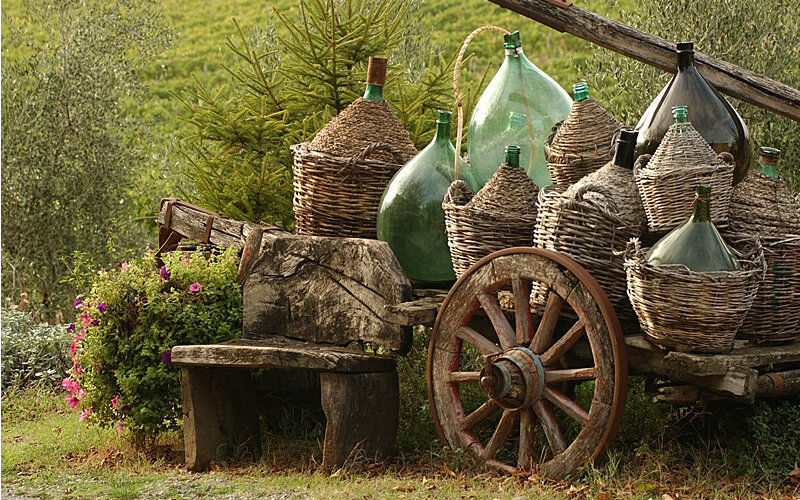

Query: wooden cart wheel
[[427, 248, 627, 479]]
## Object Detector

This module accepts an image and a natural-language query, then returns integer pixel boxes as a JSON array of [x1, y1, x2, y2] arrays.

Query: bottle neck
[[433, 120, 451, 144], [677, 51, 695, 71], [690, 194, 712, 222], [363, 84, 384, 101], [506, 151, 521, 168], [612, 142, 635, 170]]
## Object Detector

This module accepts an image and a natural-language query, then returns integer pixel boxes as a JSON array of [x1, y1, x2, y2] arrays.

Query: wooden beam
[[488, 0, 800, 122]]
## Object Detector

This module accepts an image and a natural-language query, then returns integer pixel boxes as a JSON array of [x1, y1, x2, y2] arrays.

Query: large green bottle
[[646, 186, 741, 271], [756, 146, 780, 179], [377, 111, 478, 286], [467, 30, 572, 189]]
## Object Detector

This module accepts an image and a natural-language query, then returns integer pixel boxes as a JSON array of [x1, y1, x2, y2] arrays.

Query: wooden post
[[488, 0, 800, 122], [319, 371, 399, 470]]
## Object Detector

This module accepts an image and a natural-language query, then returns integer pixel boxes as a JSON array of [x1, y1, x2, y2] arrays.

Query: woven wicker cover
[[309, 98, 417, 162], [624, 237, 765, 354], [545, 99, 622, 186], [291, 142, 409, 238], [533, 165, 644, 322], [443, 164, 539, 278], [635, 145, 734, 234], [728, 169, 800, 237]]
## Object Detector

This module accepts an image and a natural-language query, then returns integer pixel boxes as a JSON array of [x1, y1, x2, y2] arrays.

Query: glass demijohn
[[467, 30, 572, 189], [646, 186, 741, 272], [377, 111, 479, 286]]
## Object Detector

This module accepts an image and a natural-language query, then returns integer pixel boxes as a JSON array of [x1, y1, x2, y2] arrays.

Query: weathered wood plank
[[172, 338, 396, 373], [243, 233, 413, 352], [320, 371, 399, 470], [489, 0, 800, 122], [383, 296, 442, 327]]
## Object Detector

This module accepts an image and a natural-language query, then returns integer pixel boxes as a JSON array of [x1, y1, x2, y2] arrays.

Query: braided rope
[[453, 25, 510, 181]]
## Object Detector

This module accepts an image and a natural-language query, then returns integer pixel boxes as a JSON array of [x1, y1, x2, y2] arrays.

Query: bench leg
[[319, 370, 399, 470], [180, 367, 261, 471]]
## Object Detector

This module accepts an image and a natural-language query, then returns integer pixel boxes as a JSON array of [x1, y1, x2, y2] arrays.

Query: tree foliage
[[178, 0, 461, 226], [1, 0, 173, 319], [579, 0, 800, 192]]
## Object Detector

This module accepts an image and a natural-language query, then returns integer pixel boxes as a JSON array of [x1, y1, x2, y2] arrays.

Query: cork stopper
[[366, 57, 387, 86]]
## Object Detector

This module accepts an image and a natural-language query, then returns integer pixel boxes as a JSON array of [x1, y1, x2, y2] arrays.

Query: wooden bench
[[161, 200, 418, 471]]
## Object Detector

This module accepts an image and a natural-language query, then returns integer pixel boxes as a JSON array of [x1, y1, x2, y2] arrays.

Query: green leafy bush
[[177, 0, 459, 227], [1, 310, 72, 390], [1, 0, 173, 320], [62, 248, 242, 444], [579, 0, 800, 192]]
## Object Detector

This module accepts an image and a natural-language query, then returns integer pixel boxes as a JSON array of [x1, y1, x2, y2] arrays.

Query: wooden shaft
[[488, 0, 800, 122], [756, 369, 800, 398]]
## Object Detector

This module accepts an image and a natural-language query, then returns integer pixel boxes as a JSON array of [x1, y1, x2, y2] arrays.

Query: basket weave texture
[[292, 98, 417, 238], [545, 99, 622, 186], [635, 123, 734, 233], [624, 237, 765, 353], [443, 164, 539, 278], [533, 165, 644, 321], [728, 169, 800, 237]]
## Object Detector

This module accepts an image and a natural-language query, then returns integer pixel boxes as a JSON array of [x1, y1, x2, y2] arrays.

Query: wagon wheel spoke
[[483, 410, 517, 460], [461, 400, 500, 431], [533, 400, 567, 455], [540, 320, 585, 366], [457, 326, 501, 356], [543, 387, 590, 427], [512, 277, 535, 345], [478, 293, 516, 350], [517, 407, 536, 470], [544, 367, 596, 384], [531, 291, 565, 354], [448, 371, 481, 383]]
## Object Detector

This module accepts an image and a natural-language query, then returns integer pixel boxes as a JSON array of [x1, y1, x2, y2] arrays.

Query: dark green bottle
[[377, 111, 478, 286], [646, 186, 741, 271], [635, 42, 751, 184], [756, 147, 780, 179]]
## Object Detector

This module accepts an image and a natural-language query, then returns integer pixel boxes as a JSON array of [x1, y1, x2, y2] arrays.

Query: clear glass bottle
[[377, 111, 478, 286], [646, 186, 741, 271], [467, 30, 572, 189], [756, 146, 780, 179], [635, 42, 751, 184]]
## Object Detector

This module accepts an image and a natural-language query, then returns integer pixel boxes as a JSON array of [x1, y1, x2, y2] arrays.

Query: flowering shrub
[[62, 248, 242, 442]]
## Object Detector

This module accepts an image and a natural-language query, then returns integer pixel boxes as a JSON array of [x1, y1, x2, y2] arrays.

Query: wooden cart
[[158, 200, 800, 479]]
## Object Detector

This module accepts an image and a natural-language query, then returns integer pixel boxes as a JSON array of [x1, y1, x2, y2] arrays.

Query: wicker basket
[[291, 142, 410, 238], [624, 237, 765, 353], [544, 99, 622, 186], [533, 165, 644, 322], [635, 151, 735, 234], [728, 168, 800, 237], [443, 163, 539, 278]]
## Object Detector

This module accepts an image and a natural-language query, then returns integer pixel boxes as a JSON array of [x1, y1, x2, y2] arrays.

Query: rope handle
[[453, 25, 511, 182], [564, 182, 620, 214], [347, 142, 406, 165], [633, 153, 651, 175]]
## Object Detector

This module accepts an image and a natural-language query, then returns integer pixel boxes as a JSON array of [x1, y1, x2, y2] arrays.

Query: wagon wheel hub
[[479, 347, 545, 410]]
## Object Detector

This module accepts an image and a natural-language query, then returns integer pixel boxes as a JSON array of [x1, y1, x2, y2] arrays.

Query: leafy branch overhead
[[178, 0, 466, 226]]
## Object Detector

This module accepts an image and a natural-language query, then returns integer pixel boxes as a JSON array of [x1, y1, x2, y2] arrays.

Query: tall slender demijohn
[[467, 31, 572, 188], [635, 42, 751, 184], [377, 111, 478, 286]]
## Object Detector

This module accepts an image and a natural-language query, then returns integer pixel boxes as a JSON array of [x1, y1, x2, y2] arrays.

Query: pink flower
[[111, 395, 119, 409], [80, 408, 93, 421], [66, 394, 80, 409], [62, 377, 72, 389], [70, 341, 77, 356], [81, 311, 92, 327], [73, 298, 83, 309], [181, 258, 191, 266], [189, 282, 202, 292], [116, 420, 124, 435], [120, 262, 129, 271], [72, 365, 82, 376]]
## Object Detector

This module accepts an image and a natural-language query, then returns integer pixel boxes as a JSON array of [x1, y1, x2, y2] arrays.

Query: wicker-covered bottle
[[292, 57, 418, 238], [545, 82, 622, 186], [534, 129, 644, 322], [635, 41, 751, 184], [725, 148, 800, 343], [443, 146, 539, 278], [635, 105, 734, 233]]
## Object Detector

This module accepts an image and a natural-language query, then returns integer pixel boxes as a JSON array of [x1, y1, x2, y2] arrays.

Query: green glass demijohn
[[756, 146, 780, 179], [377, 111, 479, 287], [635, 41, 751, 184], [646, 186, 741, 272], [467, 30, 572, 189]]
